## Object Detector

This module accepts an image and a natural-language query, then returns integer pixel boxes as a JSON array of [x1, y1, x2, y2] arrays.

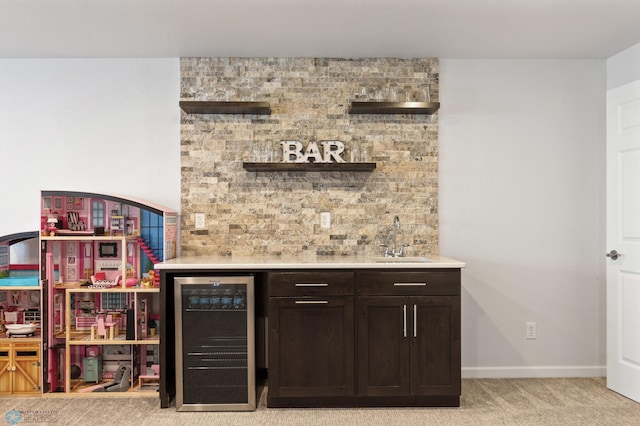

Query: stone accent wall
[[180, 58, 439, 258]]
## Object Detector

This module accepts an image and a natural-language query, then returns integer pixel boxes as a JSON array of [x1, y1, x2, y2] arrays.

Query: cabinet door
[[12, 345, 40, 394], [0, 344, 41, 395], [268, 296, 354, 398], [410, 296, 460, 396], [357, 296, 411, 397], [0, 346, 12, 394]]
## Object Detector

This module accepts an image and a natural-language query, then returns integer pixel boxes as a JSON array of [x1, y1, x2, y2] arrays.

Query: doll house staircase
[[136, 237, 161, 287]]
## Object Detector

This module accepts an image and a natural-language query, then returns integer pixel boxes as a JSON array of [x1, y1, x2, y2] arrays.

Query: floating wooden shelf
[[349, 101, 440, 115], [179, 101, 271, 115], [243, 162, 376, 172]]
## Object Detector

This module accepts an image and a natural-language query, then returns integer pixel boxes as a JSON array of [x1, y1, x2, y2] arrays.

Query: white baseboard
[[462, 365, 606, 379]]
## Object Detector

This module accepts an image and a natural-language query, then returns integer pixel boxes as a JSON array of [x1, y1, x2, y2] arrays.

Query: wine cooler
[[174, 276, 255, 411]]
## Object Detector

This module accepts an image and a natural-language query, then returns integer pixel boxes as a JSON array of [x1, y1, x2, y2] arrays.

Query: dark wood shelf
[[179, 101, 271, 115], [349, 101, 440, 115], [243, 162, 376, 172]]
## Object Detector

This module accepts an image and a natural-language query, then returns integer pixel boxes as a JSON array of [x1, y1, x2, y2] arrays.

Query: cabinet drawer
[[11, 343, 40, 353], [358, 270, 460, 296], [268, 271, 354, 296]]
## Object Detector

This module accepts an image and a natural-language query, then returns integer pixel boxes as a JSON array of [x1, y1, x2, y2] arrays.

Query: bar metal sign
[[280, 140, 345, 163]]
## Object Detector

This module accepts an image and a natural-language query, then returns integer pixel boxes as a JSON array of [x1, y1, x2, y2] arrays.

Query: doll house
[[37, 191, 177, 395], [0, 232, 41, 395]]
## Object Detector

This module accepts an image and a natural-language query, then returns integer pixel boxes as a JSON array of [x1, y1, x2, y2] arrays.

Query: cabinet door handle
[[413, 304, 417, 338], [295, 283, 329, 287], [393, 282, 427, 287], [403, 304, 407, 338], [294, 300, 329, 304]]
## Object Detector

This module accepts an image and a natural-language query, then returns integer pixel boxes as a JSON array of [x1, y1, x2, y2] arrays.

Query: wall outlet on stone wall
[[195, 213, 206, 229], [320, 212, 331, 229]]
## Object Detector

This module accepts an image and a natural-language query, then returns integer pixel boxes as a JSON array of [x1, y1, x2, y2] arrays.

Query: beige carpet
[[1, 378, 639, 425]]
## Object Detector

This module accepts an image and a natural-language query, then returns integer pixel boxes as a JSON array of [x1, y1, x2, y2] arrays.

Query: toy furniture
[[90, 315, 118, 340], [0, 340, 41, 395], [90, 317, 106, 340], [82, 355, 103, 383], [105, 314, 119, 338], [93, 365, 131, 392], [3, 311, 18, 324], [138, 364, 159, 390], [66, 211, 85, 232]]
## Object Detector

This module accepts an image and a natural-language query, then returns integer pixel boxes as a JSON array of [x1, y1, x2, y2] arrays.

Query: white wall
[[0, 58, 181, 238], [607, 41, 640, 90], [1, 57, 609, 377], [439, 59, 607, 377]]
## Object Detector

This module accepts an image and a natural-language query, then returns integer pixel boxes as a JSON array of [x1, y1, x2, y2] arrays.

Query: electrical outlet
[[195, 213, 206, 229], [320, 212, 331, 229], [526, 322, 537, 340]]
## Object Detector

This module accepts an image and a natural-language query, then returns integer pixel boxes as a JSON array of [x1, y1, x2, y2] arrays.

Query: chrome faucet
[[381, 215, 409, 257], [392, 215, 400, 253]]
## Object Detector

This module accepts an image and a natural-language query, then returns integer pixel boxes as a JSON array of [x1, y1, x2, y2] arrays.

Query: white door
[[607, 79, 640, 403]]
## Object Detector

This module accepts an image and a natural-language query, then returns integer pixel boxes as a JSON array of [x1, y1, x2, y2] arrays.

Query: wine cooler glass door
[[174, 276, 255, 411]]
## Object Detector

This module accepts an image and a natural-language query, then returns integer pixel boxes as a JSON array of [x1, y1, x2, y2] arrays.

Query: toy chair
[[67, 211, 85, 231], [97, 317, 107, 339], [92, 365, 131, 392], [105, 314, 118, 339]]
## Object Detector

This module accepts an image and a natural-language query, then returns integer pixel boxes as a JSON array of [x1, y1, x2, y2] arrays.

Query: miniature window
[[0, 245, 8, 268], [92, 200, 105, 228]]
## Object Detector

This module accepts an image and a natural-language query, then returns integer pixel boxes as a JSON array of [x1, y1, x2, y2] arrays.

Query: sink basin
[[370, 256, 432, 263]]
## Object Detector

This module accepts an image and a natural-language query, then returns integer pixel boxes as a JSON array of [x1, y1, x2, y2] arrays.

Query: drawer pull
[[393, 282, 427, 287], [294, 300, 329, 304], [294, 283, 329, 287]]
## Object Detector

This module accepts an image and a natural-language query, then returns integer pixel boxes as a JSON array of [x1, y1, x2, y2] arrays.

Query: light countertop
[[155, 255, 465, 270]]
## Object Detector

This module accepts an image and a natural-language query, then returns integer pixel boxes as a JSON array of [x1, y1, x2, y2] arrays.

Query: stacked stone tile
[[180, 58, 439, 258]]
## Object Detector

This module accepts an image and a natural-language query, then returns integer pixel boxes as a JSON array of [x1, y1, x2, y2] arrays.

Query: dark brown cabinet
[[357, 296, 411, 396], [267, 269, 460, 407], [356, 270, 461, 406], [357, 296, 459, 398], [159, 265, 461, 408], [267, 271, 355, 407]]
